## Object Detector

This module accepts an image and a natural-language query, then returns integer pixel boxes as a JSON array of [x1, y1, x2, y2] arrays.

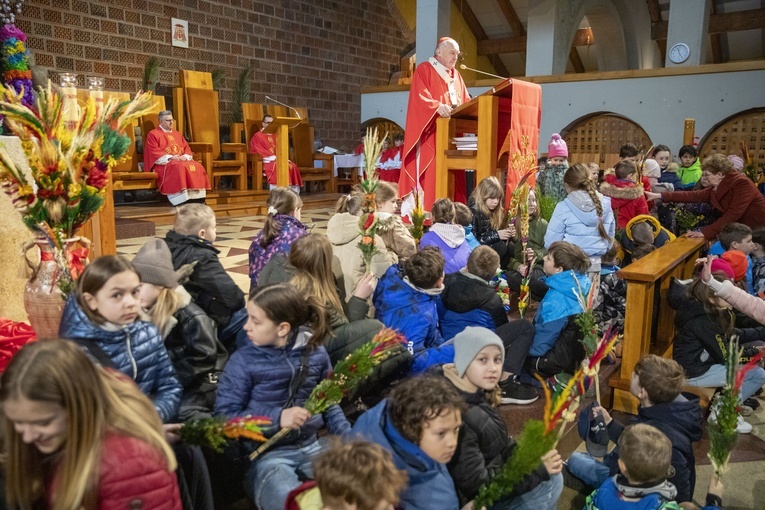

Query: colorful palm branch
[[179, 416, 271, 453]]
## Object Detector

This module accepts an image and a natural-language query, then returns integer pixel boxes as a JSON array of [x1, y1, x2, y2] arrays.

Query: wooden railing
[[609, 236, 706, 414]]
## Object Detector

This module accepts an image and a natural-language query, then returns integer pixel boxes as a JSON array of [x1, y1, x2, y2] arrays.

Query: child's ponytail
[[335, 192, 363, 215], [566, 163, 611, 241], [261, 187, 303, 248], [249, 283, 333, 348]]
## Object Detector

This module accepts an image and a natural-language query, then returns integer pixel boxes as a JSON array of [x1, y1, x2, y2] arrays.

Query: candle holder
[[88, 76, 104, 113], [59, 73, 78, 129]]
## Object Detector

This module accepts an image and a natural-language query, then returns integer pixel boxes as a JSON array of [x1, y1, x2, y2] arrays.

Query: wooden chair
[[242, 102, 266, 191], [180, 70, 248, 191], [292, 122, 335, 193]]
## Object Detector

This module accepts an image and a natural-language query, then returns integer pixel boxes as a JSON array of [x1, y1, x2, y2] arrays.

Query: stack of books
[[453, 135, 477, 150]]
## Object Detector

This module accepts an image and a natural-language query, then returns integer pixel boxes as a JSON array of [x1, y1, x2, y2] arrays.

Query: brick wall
[[18, 0, 413, 148]]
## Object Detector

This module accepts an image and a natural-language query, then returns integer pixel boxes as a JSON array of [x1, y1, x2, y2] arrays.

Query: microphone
[[265, 95, 302, 119], [459, 64, 506, 81]]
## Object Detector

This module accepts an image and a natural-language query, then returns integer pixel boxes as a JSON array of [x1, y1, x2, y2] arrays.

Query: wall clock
[[669, 43, 690, 64]]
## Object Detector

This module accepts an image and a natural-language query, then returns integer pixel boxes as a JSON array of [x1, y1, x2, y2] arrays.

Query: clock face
[[669, 43, 690, 63]]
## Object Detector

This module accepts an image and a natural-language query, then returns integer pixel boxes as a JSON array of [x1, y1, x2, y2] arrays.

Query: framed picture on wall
[[171, 18, 189, 48]]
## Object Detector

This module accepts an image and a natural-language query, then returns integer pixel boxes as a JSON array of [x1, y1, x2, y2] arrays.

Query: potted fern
[[230, 67, 252, 144]]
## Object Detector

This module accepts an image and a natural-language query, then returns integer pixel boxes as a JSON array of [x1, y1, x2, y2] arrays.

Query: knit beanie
[[547, 133, 568, 159], [710, 258, 735, 280], [453, 326, 505, 377], [727, 155, 744, 171], [132, 238, 181, 288], [721, 250, 747, 282]]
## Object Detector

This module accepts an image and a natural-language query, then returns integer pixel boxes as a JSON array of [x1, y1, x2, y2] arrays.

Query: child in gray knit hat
[[437, 326, 564, 509], [133, 238, 228, 421]]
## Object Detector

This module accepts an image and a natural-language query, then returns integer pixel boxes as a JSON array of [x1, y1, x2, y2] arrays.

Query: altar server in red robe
[[144, 110, 210, 205], [400, 37, 470, 216], [249, 114, 303, 194]]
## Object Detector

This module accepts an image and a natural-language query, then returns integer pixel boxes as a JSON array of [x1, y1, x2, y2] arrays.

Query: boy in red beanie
[[721, 250, 748, 287]]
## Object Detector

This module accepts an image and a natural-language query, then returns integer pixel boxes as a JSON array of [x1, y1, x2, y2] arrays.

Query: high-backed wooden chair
[[180, 70, 248, 190], [292, 122, 335, 193], [242, 102, 266, 190]]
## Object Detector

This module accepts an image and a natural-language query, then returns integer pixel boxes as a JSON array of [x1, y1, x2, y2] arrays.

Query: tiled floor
[[117, 209, 765, 510], [116, 208, 336, 293]]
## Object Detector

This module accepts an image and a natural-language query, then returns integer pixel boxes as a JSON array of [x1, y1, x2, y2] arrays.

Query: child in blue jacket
[[373, 247, 453, 374], [214, 283, 350, 510], [352, 375, 464, 510]]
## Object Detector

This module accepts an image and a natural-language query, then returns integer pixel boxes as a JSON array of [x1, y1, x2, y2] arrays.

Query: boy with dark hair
[[440, 246, 538, 404], [585, 424, 723, 510], [568, 355, 703, 504], [373, 247, 452, 374], [709, 222, 755, 293], [618, 142, 640, 162], [164, 204, 245, 348], [352, 376, 464, 510], [600, 160, 650, 229], [285, 440, 408, 510], [677, 145, 701, 188]]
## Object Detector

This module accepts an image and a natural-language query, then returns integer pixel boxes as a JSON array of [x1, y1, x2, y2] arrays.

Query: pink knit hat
[[547, 133, 568, 159], [727, 155, 744, 171], [710, 258, 734, 280]]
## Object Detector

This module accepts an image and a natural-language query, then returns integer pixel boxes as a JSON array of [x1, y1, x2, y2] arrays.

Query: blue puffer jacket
[[352, 400, 460, 510], [530, 270, 590, 356], [373, 264, 453, 374], [544, 190, 616, 258], [214, 328, 350, 448], [59, 296, 182, 423]]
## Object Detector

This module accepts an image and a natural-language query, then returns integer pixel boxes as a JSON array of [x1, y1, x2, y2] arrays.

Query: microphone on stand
[[459, 64, 507, 81], [265, 95, 302, 119]]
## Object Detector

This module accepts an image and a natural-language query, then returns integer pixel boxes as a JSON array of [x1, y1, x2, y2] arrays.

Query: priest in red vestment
[[144, 110, 210, 205], [400, 37, 470, 216], [249, 114, 303, 194]]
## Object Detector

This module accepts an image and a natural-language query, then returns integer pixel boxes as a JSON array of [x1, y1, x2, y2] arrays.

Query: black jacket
[[603, 396, 703, 503], [439, 271, 508, 340], [669, 279, 765, 378], [468, 198, 501, 245], [435, 366, 549, 507], [524, 316, 585, 378], [165, 300, 229, 421], [164, 230, 245, 328]]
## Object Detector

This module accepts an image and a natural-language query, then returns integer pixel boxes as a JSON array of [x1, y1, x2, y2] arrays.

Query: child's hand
[[541, 449, 563, 475], [697, 256, 715, 283], [498, 228, 513, 241], [162, 423, 183, 444], [525, 248, 535, 262], [593, 405, 612, 425], [352, 273, 377, 300], [461, 502, 475, 510], [708, 473, 724, 499], [280, 407, 311, 430], [518, 264, 528, 275]]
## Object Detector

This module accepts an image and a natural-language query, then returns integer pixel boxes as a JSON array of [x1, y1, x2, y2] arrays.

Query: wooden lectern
[[434, 79, 515, 200], [263, 116, 301, 187]]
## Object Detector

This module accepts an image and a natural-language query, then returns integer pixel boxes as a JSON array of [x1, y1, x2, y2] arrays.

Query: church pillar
[[526, 0, 573, 76], [415, 0, 450, 65], [665, 0, 711, 67]]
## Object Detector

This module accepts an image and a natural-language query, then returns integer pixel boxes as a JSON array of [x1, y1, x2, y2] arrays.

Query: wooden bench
[[609, 236, 706, 414]]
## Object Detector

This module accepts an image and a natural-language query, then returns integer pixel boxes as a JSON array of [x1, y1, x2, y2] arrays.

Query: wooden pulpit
[[434, 79, 515, 199], [263, 116, 301, 187]]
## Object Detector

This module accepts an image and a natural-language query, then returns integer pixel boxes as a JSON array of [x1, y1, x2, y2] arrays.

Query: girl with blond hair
[[1, 339, 181, 509]]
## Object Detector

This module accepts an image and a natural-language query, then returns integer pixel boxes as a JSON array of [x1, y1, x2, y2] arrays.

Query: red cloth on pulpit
[[249, 131, 303, 186], [502, 80, 542, 203], [144, 128, 210, 195]]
